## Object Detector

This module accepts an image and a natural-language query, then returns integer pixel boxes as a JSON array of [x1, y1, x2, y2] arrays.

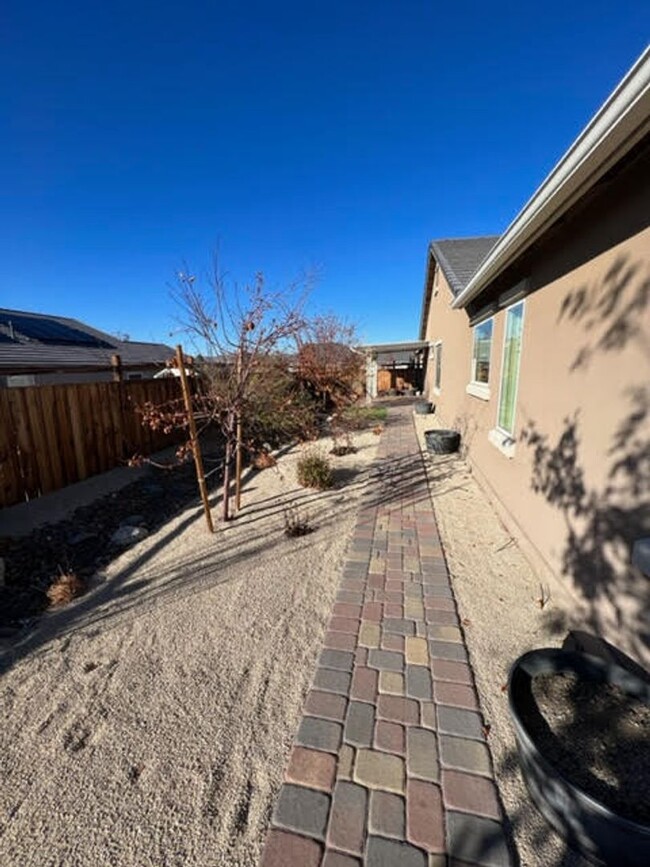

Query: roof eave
[[452, 46, 650, 310], [418, 246, 436, 340]]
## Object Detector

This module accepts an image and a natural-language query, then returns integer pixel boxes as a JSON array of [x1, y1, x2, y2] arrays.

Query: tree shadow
[[503, 254, 650, 859], [451, 411, 480, 459], [519, 252, 650, 663], [0, 421, 431, 678], [0, 469, 372, 679], [520, 385, 650, 663], [557, 255, 650, 372]]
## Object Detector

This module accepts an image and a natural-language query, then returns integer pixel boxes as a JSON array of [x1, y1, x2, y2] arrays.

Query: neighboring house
[[420, 49, 650, 665], [0, 308, 174, 387], [362, 341, 428, 398]]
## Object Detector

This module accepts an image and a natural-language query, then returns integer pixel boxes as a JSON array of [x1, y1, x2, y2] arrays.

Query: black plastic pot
[[508, 648, 650, 866], [414, 401, 434, 415], [424, 429, 460, 454]]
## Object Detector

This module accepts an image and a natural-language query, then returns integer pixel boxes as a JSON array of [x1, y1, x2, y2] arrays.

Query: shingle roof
[[0, 307, 173, 372], [429, 237, 500, 298], [418, 236, 500, 338]]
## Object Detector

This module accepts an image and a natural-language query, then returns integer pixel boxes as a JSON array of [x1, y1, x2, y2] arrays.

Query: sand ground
[[0, 430, 378, 867], [413, 413, 591, 867]]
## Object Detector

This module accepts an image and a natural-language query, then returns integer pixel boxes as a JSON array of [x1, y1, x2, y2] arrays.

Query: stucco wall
[[424, 174, 650, 665]]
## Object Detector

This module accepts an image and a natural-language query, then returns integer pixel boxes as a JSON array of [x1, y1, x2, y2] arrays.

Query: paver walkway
[[261, 405, 513, 867]]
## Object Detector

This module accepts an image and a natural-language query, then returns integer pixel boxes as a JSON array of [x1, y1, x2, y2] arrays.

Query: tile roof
[[419, 236, 500, 339], [429, 237, 500, 298]]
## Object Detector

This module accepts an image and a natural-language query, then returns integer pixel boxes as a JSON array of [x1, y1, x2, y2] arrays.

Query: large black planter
[[424, 429, 460, 454], [508, 648, 650, 866]]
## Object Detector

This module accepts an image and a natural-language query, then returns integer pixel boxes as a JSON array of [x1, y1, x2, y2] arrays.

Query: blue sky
[[1, 2, 648, 345]]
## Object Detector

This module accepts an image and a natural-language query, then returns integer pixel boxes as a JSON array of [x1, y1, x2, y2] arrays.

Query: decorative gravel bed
[[0, 451, 223, 632], [0, 430, 378, 867]]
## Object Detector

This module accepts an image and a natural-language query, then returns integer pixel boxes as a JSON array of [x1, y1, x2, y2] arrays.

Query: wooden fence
[[0, 378, 183, 509]]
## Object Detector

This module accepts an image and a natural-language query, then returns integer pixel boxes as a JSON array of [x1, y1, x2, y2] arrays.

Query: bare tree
[[170, 260, 316, 520]]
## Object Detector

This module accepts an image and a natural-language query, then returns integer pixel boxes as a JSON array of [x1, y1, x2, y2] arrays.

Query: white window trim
[[488, 427, 517, 458], [466, 382, 490, 401], [467, 317, 494, 401], [490, 300, 526, 457], [432, 340, 442, 395]]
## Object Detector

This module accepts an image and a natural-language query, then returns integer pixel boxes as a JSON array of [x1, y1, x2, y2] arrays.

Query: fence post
[[111, 353, 123, 382]]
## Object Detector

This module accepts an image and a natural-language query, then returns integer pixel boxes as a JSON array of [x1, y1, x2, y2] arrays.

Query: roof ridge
[[429, 234, 500, 245]]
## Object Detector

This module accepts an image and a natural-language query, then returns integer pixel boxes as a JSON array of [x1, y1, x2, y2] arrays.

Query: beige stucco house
[[420, 49, 650, 665]]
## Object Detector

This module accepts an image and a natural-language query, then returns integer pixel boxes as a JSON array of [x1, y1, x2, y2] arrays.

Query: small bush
[[330, 445, 357, 456], [47, 571, 86, 607], [297, 450, 333, 490], [330, 417, 356, 456], [284, 507, 315, 538], [253, 450, 277, 469]]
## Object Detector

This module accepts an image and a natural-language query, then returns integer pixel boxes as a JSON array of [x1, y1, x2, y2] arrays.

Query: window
[[497, 301, 524, 435], [471, 319, 493, 384], [467, 319, 493, 400], [434, 342, 442, 391]]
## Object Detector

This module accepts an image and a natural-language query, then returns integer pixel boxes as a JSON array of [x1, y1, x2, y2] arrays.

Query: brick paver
[[261, 404, 513, 866]]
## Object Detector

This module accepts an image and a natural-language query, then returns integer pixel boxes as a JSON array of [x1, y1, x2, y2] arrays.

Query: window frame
[[433, 340, 442, 394], [466, 316, 493, 401], [490, 300, 525, 456]]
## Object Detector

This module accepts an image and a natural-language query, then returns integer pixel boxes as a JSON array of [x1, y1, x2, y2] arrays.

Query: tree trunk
[[222, 411, 236, 521], [222, 437, 232, 521]]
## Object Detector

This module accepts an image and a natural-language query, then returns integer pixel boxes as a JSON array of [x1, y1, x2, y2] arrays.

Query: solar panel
[[0, 313, 115, 348]]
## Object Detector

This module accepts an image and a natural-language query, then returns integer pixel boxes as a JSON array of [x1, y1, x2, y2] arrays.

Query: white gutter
[[452, 45, 650, 309]]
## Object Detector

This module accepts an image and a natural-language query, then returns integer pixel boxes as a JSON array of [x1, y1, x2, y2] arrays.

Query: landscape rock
[[0, 447, 223, 630], [111, 526, 149, 547]]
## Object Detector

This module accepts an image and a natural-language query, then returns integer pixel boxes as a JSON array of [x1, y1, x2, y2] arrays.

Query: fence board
[[66, 385, 87, 481], [0, 377, 181, 509], [27, 388, 57, 495], [5, 388, 40, 499], [54, 385, 76, 487], [41, 386, 65, 493], [96, 383, 112, 474], [0, 390, 22, 506]]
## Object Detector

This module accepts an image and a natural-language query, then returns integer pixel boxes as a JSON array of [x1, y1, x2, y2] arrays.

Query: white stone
[[111, 526, 148, 546]]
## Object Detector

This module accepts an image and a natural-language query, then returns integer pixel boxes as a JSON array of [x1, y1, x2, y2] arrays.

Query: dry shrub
[[284, 507, 314, 538], [372, 424, 384, 436], [253, 450, 277, 469], [46, 571, 86, 607], [330, 445, 357, 456], [297, 450, 333, 490]]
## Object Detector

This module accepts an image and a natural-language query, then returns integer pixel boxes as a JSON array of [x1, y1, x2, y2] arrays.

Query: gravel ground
[[413, 413, 591, 867], [0, 444, 224, 630], [0, 430, 378, 867]]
